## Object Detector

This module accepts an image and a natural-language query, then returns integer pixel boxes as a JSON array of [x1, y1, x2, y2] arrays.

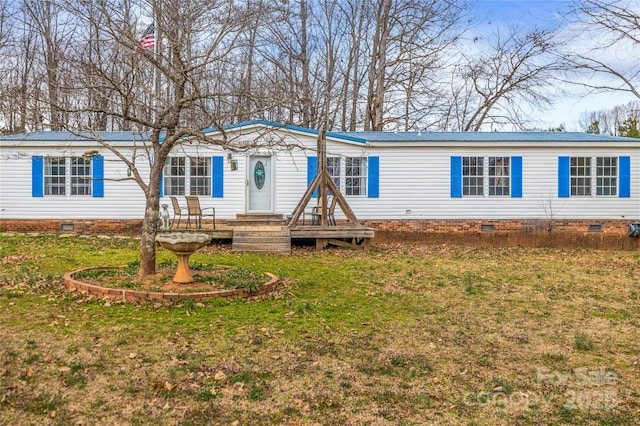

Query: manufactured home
[[0, 120, 638, 248]]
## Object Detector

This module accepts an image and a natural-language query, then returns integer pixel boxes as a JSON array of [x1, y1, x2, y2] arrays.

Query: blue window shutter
[[558, 156, 570, 198], [619, 156, 630, 198], [32, 156, 44, 197], [92, 155, 104, 197], [450, 156, 462, 197], [307, 156, 318, 198], [212, 156, 224, 197], [368, 156, 379, 198], [511, 156, 522, 197]]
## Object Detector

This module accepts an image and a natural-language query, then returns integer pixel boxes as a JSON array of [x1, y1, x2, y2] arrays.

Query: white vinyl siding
[[0, 125, 638, 222]]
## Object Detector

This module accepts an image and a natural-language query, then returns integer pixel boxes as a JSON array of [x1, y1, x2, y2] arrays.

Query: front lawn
[[1, 234, 638, 425]]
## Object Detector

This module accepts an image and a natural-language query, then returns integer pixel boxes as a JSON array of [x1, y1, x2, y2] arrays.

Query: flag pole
[[150, 0, 159, 126], [153, 20, 158, 125]]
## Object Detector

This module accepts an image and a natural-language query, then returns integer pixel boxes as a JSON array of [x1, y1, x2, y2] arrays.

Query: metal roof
[[1, 121, 638, 144], [0, 131, 150, 142], [212, 120, 640, 144]]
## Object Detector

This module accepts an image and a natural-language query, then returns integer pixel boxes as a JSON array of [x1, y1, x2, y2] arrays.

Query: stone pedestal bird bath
[[155, 232, 210, 283]]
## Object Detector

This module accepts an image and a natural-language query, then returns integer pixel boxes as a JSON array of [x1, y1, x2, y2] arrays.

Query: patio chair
[[306, 196, 337, 226], [185, 196, 215, 229], [170, 196, 188, 229], [302, 197, 322, 225], [327, 196, 337, 226]]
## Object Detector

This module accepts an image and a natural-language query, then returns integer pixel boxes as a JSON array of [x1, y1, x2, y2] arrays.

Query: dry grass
[[1, 235, 639, 425]]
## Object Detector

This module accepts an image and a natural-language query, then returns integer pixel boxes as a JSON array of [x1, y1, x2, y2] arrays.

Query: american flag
[[139, 22, 155, 49]]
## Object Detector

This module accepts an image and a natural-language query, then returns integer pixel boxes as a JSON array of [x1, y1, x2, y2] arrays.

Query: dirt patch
[[1, 254, 33, 264]]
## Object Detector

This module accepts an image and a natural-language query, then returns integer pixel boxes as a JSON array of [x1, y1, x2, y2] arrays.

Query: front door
[[247, 156, 273, 212]]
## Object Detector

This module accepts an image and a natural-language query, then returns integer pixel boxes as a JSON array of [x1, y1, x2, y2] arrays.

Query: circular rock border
[[64, 266, 279, 303]]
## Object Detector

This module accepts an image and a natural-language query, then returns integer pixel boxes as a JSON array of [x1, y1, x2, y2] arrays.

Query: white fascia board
[[367, 141, 640, 149]]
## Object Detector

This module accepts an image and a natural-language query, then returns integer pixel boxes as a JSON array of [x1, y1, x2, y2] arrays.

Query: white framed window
[[44, 157, 66, 196], [165, 156, 214, 196], [596, 157, 617, 196], [463, 156, 483, 196], [44, 156, 92, 196], [570, 157, 591, 196], [327, 157, 341, 194], [190, 157, 211, 196], [345, 157, 367, 196], [489, 157, 510, 196], [71, 157, 92, 196], [164, 157, 186, 196]]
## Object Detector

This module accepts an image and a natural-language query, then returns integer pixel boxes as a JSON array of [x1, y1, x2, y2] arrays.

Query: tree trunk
[[365, 0, 391, 131], [139, 160, 163, 277], [372, 1, 390, 131], [299, 0, 312, 128], [139, 197, 159, 277]]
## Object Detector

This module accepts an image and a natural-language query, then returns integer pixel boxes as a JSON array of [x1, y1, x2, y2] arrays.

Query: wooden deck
[[165, 214, 374, 253]]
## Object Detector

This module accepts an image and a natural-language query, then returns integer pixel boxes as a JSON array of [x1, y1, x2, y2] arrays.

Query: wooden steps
[[229, 214, 291, 254], [232, 228, 291, 255], [225, 214, 373, 254], [226, 213, 287, 227]]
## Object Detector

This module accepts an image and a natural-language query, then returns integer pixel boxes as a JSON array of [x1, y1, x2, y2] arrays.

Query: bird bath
[[155, 232, 210, 284]]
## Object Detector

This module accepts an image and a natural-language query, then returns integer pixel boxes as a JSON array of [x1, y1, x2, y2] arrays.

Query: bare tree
[[364, 0, 464, 131], [568, 0, 640, 99], [446, 28, 564, 131], [364, 0, 392, 131], [22, 0, 76, 131], [56, 0, 258, 277], [579, 100, 640, 134], [337, 0, 369, 131], [0, 0, 17, 132], [252, 0, 464, 132]]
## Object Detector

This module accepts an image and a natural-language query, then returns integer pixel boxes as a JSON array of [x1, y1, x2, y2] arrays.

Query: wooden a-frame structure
[[288, 130, 361, 228]]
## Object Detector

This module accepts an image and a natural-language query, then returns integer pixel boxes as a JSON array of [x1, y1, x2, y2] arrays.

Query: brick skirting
[[1, 218, 638, 249], [360, 219, 640, 249], [0, 219, 144, 235]]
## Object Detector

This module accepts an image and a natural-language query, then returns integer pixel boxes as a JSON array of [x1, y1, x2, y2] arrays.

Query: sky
[[468, 0, 639, 131], [472, 0, 572, 28]]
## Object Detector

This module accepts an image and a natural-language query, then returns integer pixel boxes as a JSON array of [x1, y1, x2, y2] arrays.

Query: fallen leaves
[[213, 371, 227, 382], [151, 381, 174, 392]]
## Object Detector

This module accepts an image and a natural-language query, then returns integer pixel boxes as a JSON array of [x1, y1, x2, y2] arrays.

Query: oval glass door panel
[[248, 156, 272, 212], [254, 161, 265, 190]]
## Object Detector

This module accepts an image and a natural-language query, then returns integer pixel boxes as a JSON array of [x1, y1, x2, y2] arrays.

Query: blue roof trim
[[201, 120, 368, 144]]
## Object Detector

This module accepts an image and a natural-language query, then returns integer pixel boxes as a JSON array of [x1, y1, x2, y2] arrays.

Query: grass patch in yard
[[1, 234, 639, 425], [73, 259, 268, 293], [574, 332, 594, 351]]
